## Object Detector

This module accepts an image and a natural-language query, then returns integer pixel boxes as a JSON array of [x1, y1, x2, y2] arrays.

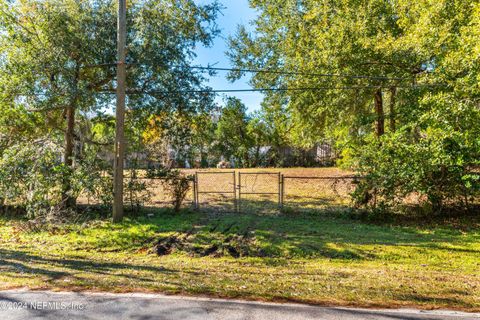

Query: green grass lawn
[[0, 210, 479, 311]]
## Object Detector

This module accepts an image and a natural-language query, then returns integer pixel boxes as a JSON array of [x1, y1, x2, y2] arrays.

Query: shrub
[[124, 164, 152, 213], [0, 140, 113, 217], [350, 91, 480, 215], [0, 140, 65, 217], [148, 167, 192, 211], [352, 127, 480, 214], [162, 170, 193, 212]]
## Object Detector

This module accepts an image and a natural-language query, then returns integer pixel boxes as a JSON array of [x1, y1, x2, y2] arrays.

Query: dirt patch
[[153, 236, 182, 256], [150, 231, 260, 258]]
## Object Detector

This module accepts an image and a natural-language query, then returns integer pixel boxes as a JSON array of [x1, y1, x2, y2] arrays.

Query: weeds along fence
[[78, 175, 197, 211], [126, 177, 196, 210], [78, 171, 360, 213]]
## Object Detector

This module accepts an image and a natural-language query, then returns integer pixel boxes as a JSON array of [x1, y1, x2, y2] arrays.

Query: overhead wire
[[11, 63, 445, 100], [96, 83, 445, 96], [82, 62, 413, 82], [12, 82, 446, 101]]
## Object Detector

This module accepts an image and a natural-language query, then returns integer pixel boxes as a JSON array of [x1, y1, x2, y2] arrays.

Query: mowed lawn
[[1, 207, 479, 311]]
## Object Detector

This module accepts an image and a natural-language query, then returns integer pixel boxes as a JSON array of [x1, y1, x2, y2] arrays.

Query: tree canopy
[[228, 0, 480, 212], [0, 0, 478, 216], [0, 0, 220, 211]]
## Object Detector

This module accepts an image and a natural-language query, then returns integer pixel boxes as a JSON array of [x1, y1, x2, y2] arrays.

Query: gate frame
[[194, 171, 237, 211], [237, 172, 282, 212]]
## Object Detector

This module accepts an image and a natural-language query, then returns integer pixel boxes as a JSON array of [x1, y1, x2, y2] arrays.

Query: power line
[[83, 62, 411, 82], [167, 65, 409, 82], [96, 83, 444, 96], [10, 83, 446, 101]]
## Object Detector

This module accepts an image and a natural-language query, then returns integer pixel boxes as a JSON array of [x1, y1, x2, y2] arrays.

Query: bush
[[148, 167, 192, 212], [0, 141, 65, 217], [0, 140, 113, 217], [350, 92, 480, 215], [352, 129, 480, 214], [124, 164, 152, 213], [161, 170, 193, 212]]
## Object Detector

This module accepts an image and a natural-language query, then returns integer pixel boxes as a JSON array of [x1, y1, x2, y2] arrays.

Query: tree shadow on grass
[[142, 206, 378, 260], [0, 248, 177, 285], [148, 198, 480, 261], [3, 197, 479, 264]]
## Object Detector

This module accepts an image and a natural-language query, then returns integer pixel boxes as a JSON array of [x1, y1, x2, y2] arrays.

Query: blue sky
[[193, 0, 263, 112]]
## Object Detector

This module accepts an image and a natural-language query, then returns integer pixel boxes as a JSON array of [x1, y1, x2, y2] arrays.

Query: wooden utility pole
[[113, 0, 127, 223]]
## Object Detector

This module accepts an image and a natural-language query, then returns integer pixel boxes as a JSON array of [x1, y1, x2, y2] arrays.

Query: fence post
[[280, 174, 285, 209], [233, 171, 237, 213], [238, 172, 241, 213], [194, 172, 198, 210], [278, 172, 282, 209]]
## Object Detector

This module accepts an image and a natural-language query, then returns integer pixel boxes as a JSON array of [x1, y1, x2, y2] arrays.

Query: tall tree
[[247, 111, 269, 167], [0, 0, 219, 208], [215, 97, 252, 167], [227, 0, 476, 147]]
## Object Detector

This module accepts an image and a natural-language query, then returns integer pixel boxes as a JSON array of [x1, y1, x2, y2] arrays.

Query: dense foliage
[[228, 0, 480, 213], [0, 0, 478, 217], [0, 0, 220, 215]]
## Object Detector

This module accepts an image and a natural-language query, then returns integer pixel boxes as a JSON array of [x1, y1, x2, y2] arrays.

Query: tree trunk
[[389, 86, 397, 132], [200, 148, 208, 168], [244, 152, 250, 168], [254, 145, 260, 167], [374, 89, 384, 137], [62, 105, 76, 208]]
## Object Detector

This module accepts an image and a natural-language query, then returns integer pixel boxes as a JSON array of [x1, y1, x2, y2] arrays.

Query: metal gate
[[238, 172, 281, 213], [193, 171, 360, 213], [194, 171, 237, 212]]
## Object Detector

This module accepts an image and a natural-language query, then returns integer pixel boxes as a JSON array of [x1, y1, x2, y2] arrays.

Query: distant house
[[97, 141, 336, 169], [315, 142, 337, 165], [269, 142, 336, 167]]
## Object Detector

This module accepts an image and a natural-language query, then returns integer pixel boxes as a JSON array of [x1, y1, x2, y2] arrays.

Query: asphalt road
[[0, 290, 478, 320]]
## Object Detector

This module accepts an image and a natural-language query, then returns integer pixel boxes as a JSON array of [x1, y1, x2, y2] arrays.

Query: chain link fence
[[135, 178, 195, 209], [238, 172, 281, 214], [78, 175, 196, 211], [194, 171, 236, 212], [281, 176, 357, 212], [78, 170, 359, 213]]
